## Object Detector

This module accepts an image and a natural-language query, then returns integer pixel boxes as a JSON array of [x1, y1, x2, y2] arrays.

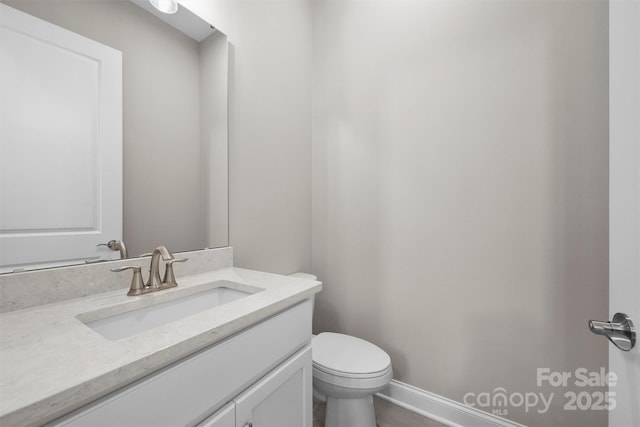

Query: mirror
[[0, 0, 228, 272]]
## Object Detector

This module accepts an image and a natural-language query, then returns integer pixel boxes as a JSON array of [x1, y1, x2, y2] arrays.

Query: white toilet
[[289, 273, 393, 427]]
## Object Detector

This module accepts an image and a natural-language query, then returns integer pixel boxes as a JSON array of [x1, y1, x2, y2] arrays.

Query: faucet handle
[[111, 265, 147, 296], [165, 257, 188, 265], [162, 257, 188, 288], [111, 265, 140, 272]]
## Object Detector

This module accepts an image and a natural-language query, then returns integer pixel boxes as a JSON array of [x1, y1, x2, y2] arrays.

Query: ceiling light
[[149, 0, 178, 14]]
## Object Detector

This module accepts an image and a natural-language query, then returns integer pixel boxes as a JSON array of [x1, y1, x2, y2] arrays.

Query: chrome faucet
[[111, 245, 188, 296]]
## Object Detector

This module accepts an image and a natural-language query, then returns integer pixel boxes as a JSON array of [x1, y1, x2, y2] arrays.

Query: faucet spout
[[148, 246, 174, 288]]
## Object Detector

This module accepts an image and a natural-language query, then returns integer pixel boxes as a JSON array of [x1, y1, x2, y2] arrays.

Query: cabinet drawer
[[48, 299, 312, 427], [198, 402, 235, 427]]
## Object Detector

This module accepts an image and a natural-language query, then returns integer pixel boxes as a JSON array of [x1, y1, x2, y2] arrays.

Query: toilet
[[289, 273, 393, 427]]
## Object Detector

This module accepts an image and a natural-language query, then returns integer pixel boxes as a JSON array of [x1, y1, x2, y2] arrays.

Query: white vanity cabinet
[[199, 346, 312, 427], [198, 403, 235, 427], [233, 345, 312, 427], [48, 300, 313, 427]]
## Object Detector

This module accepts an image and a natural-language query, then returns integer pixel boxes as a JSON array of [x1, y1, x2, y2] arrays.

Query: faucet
[[111, 245, 188, 296], [148, 246, 174, 289]]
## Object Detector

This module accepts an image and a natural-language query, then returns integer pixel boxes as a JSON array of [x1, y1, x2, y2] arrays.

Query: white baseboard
[[376, 380, 527, 427]]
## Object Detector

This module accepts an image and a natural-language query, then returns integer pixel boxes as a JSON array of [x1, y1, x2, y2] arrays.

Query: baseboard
[[376, 380, 526, 427]]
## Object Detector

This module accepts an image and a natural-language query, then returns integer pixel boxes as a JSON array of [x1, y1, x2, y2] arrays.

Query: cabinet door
[[235, 346, 312, 427], [198, 402, 235, 427]]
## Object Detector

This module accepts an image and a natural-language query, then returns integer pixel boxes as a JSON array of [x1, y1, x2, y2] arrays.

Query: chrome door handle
[[589, 312, 636, 351]]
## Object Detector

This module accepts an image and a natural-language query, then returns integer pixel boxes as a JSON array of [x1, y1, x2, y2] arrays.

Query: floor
[[313, 396, 448, 427]]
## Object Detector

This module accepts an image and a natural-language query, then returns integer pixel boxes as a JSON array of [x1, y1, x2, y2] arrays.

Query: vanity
[[0, 248, 322, 427], [0, 3, 321, 425]]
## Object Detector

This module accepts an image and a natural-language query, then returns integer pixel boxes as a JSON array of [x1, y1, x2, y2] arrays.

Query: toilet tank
[[289, 272, 319, 312]]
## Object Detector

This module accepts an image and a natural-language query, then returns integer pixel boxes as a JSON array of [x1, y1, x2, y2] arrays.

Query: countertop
[[0, 267, 321, 426]]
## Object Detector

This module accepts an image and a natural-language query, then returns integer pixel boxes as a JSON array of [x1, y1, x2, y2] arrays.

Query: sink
[[81, 284, 253, 341]]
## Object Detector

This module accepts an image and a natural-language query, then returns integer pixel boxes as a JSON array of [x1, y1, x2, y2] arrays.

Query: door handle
[[589, 312, 636, 351], [97, 239, 128, 259]]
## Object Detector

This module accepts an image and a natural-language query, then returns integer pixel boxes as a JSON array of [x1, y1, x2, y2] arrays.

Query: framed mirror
[[0, 0, 228, 273]]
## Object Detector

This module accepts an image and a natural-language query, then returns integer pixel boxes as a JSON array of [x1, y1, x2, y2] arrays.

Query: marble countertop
[[0, 267, 321, 427]]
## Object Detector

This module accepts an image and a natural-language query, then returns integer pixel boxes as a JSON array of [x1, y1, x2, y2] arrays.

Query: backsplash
[[0, 247, 233, 313]]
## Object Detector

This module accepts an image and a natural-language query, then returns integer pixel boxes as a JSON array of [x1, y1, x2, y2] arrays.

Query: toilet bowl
[[313, 332, 393, 427], [289, 273, 393, 427]]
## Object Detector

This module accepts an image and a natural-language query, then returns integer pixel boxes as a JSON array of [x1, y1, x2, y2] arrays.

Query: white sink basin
[[82, 283, 253, 341]]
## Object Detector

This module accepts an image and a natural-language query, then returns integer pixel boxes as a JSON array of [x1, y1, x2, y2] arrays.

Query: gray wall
[[311, 1, 609, 426], [3, 0, 222, 257], [188, 0, 313, 274]]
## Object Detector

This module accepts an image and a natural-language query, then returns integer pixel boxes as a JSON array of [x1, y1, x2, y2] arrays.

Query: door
[[0, 4, 122, 272], [608, 0, 640, 425], [234, 346, 313, 427]]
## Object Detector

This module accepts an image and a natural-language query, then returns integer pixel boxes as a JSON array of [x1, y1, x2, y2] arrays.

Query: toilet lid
[[312, 332, 391, 376]]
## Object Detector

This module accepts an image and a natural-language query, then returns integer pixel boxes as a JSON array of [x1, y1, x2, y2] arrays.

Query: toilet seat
[[313, 362, 392, 379], [312, 332, 393, 389], [313, 364, 393, 390]]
